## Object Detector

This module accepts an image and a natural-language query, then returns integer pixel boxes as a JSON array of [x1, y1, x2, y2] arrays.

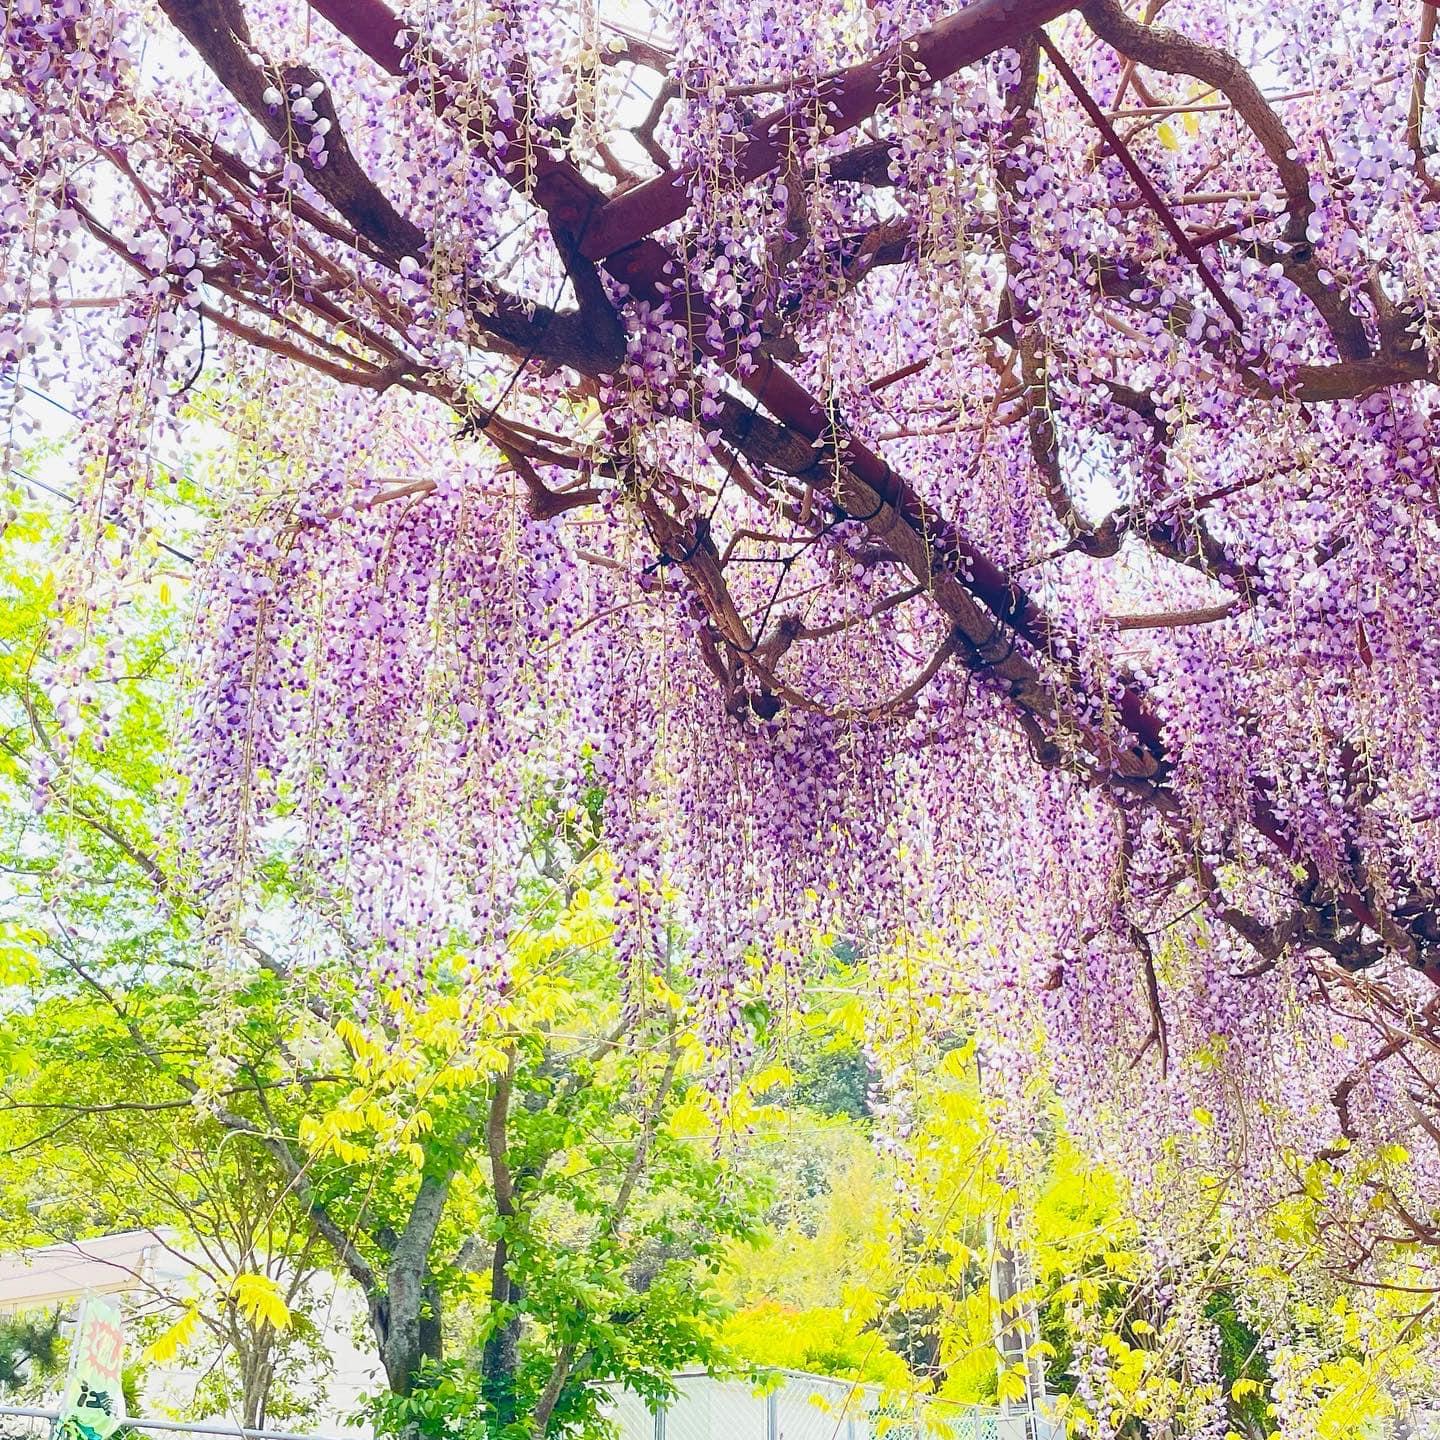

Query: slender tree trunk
[[238, 1344, 273, 1430], [482, 1055, 526, 1435], [480, 1237, 523, 1436]]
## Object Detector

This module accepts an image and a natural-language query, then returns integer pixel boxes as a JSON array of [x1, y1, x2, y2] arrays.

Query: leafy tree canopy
[[1, 504, 762, 1434]]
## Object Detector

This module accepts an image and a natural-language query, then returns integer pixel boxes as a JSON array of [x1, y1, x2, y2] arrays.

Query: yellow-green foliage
[[715, 1302, 910, 1387]]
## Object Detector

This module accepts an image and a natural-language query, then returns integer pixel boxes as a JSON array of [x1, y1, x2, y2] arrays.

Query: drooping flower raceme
[[10, 0, 1440, 1388]]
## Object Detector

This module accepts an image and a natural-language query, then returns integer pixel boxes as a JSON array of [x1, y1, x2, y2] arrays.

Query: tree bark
[[479, 1261, 523, 1435], [481, 1055, 523, 1434], [370, 1279, 446, 1396], [238, 1343, 273, 1430], [358, 1172, 457, 1393]]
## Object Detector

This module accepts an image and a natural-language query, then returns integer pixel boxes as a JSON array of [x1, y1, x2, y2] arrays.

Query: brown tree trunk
[[480, 1238, 523, 1436], [237, 1342, 274, 1430]]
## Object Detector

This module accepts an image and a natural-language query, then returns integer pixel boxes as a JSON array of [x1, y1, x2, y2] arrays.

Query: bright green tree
[[0, 496, 761, 1436], [712, 948, 1439, 1439]]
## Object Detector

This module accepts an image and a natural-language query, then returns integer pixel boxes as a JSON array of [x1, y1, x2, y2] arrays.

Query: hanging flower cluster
[[11, 0, 1440, 1397]]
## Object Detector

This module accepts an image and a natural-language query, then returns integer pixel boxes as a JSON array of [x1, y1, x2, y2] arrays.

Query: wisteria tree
[[9, 0, 1440, 1411]]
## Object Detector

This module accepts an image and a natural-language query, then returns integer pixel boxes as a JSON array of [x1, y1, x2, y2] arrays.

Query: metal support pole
[[0, 1407, 346, 1440]]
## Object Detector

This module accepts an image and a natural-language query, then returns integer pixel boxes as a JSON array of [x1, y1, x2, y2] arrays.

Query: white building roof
[[0, 1230, 180, 1310]]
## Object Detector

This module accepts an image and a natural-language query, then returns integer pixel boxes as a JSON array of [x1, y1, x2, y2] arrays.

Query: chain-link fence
[[601, 1370, 1057, 1440]]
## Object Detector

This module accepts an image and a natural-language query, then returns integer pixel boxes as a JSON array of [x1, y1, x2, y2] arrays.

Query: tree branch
[[581, 0, 1077, 258]]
